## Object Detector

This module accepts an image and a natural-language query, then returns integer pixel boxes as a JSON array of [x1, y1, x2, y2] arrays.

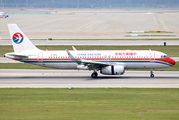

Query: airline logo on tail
[[12, 33, 24, 44]]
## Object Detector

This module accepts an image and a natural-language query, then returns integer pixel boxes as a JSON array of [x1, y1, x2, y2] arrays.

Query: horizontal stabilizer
[[5, 52, 28, 60]]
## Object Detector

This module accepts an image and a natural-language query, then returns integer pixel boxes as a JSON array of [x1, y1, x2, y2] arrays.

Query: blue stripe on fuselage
[[21, 60, 172, 66]]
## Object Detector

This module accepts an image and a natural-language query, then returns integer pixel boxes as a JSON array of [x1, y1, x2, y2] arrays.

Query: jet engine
[[100, 65, 125, 75]]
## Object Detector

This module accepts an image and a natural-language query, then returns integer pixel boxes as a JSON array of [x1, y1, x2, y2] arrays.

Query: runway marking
[[130, 84, 179, 88], [160, 20, 169, 31], [0, 84, 36, 88], [81, 15, 110, 29], [10, 60, 15, 63]]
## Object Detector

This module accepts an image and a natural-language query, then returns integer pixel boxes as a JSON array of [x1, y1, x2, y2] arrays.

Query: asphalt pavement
[[0, 69, 179, 88]]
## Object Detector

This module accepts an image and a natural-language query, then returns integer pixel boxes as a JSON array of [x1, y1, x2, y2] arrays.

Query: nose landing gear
[[150, 69, 154, 78]]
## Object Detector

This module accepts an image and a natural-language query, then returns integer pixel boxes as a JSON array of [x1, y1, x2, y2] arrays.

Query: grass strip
[[0, 88, 179, 120], [0, 62, 179, 71], [0, 63, 53, 69], [1, 45, 179, 57]]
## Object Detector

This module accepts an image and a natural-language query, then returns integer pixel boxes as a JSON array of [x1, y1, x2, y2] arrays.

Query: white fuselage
[[8, 50, 175, 70]]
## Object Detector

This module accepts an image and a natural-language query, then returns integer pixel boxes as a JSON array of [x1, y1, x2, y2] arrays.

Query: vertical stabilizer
[[8, 24, 39, 52]]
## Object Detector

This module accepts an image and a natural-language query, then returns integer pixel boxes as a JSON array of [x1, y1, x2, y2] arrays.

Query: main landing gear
[[91, 72, 98, 78], [150, 69, 154, 78]]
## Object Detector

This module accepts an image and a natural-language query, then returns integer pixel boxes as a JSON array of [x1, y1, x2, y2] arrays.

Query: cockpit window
[[161, 55, 169, 58]]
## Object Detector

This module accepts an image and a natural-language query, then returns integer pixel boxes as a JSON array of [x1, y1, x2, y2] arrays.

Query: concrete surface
[[0, 12, 179, 39], [0, 69, 179, 88]]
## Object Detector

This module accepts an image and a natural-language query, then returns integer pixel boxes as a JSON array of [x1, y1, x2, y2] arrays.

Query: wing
[[72, 46, 77, 51], [80, 59, 116, 66], [66, 49, 119, 70]]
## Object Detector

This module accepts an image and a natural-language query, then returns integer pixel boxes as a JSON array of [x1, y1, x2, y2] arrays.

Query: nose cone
[[169, 58, 176, 66]]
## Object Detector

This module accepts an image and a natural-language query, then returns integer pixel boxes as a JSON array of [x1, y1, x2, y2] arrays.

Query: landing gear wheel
[[91, 72, 98, 78], [150, 74, 154, 78], [150, 69, 154, 78]]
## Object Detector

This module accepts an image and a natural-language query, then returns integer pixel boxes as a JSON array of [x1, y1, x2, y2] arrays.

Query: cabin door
[[150, 52, 155, 62], [38, 52, 43, 62], [104, 55, 111, 61]]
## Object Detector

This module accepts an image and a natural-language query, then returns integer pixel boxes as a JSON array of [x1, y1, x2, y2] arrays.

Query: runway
[[1, 40, 179, 45], [0, 69, 179, 88]]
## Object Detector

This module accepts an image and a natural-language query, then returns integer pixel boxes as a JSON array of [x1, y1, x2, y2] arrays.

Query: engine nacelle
[[100, 65, 125, 75]]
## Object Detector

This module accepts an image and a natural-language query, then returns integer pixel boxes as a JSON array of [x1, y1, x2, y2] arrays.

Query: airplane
[[4, 24, 176, 78], [0, 12, 9, 18]]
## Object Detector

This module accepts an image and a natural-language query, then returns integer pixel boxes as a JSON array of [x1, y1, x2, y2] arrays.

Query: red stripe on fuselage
[[13, 58, 176, 65]]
